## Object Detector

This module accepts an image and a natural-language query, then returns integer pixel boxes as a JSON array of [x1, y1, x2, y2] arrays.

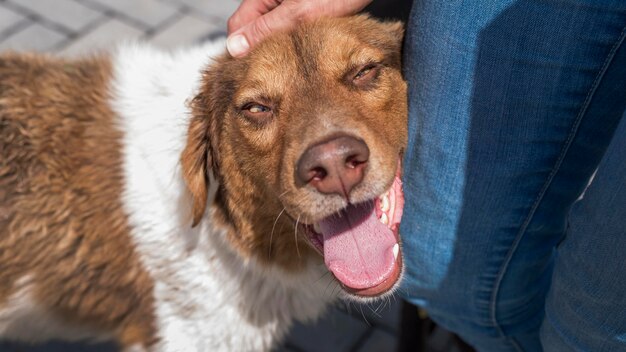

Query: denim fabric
[[399, 1, 626, 351]]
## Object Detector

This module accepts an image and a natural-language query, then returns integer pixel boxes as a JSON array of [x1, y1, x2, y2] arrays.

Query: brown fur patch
[[182, 15, 407, 272], [0, 54, 157, 347]]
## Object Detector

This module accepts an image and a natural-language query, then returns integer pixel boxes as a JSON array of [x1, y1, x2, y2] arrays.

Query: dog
[[0, 15, 408, 351]]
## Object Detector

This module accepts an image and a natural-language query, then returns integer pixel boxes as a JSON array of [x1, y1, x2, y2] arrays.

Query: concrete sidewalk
[[0, 0, 403, 351]]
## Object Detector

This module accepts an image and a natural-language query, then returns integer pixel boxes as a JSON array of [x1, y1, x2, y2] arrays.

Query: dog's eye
[[354, 66, 374, 79], [247, 104, 270, 113], [351, 63, 380, 88], [241, 103, 273, 125]]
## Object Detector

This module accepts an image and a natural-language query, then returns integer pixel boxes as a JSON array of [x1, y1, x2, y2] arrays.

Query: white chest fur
[[113, 42, 336, 351]]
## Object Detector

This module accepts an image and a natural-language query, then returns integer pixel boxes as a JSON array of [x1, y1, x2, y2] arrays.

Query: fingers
[[227, 2, 300, 57], [225, 0, 374, 58], [227, 0, 282, 35]]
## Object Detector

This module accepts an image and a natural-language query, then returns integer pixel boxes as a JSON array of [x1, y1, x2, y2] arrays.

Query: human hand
[[226, 0, 373, 57]]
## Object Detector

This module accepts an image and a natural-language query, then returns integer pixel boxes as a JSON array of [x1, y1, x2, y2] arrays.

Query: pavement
[[0, 0, 232, 55], [0, 0, 404, 351]]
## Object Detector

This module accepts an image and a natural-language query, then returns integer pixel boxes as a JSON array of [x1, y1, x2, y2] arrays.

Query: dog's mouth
[[302, 162, 404, 297]]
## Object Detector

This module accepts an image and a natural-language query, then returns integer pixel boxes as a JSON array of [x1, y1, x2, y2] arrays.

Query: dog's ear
[[181, 109, 212, 227], [353, 15, 405, 67], [378, 20, 405, 67], [380, 20, 404, 49], [181, 64, 225, 227]]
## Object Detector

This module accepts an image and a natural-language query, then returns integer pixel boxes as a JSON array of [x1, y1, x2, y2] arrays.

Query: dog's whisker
[[329, 285, 338, 300], [294, 214, 301, 259], [369, 301, 378, 314], [380, 299, 388, 313], [358, 304, 371, 327], [313, 271, 331, 284], [365, 300, 375, 315], [290, 197, 309, 217], [269, 208, 286, 260], [372, 301, 384, 316], [323, 278, 336, 298]]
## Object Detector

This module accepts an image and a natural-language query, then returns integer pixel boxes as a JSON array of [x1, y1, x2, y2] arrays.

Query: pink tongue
[[319, 201, 397, 289]]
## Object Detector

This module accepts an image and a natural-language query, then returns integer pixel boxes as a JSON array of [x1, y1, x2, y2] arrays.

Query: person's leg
[[540, 113, 626, 351], [400, 1, 626, 350]]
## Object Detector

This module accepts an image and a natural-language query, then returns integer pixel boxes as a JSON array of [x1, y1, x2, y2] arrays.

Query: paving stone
[[6, 0, 103, 32], [284, 306, 370, 352], [60, 19, 143, 56], [149, 13, 222, 48], [357, 329, 397, 352], [0, 5, 25, 34], [83, 0, 180, 28], [160, 0, 239, 22], [0, 23, 66, 52]]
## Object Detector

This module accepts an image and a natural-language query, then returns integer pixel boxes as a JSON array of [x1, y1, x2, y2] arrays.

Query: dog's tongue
[[319, 202, 397, 290]]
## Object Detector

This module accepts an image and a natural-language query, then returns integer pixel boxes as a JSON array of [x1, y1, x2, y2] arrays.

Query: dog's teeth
[[380, 213, 389, 225], [313, 223, 322, 233], [393, 243, 399, 259], [380, 195, 390, 212]]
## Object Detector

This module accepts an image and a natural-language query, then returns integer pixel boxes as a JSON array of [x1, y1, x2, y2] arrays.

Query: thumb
[[226, 4, 299, 58]]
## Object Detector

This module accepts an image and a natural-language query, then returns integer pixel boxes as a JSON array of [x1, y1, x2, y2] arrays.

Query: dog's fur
[[0, 15, 407, 351]]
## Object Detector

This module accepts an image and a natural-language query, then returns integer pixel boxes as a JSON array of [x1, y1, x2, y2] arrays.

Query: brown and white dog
[[0, 15, 408, 351]]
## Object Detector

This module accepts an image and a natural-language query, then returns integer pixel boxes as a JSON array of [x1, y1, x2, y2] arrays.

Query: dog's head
[[182, 15, 407, 298]]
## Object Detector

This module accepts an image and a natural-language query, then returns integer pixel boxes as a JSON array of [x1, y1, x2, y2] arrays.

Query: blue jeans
[[399, 1, 626, 351]]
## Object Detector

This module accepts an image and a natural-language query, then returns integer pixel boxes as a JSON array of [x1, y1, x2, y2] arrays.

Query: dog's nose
[[297, 135, 369, 199]]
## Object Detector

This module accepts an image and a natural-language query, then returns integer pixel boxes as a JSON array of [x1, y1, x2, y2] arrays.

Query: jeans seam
[[487, 25, 626, 352]]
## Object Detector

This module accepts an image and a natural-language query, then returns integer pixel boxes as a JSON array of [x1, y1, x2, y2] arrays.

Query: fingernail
[[226, 34, 249, 57]]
